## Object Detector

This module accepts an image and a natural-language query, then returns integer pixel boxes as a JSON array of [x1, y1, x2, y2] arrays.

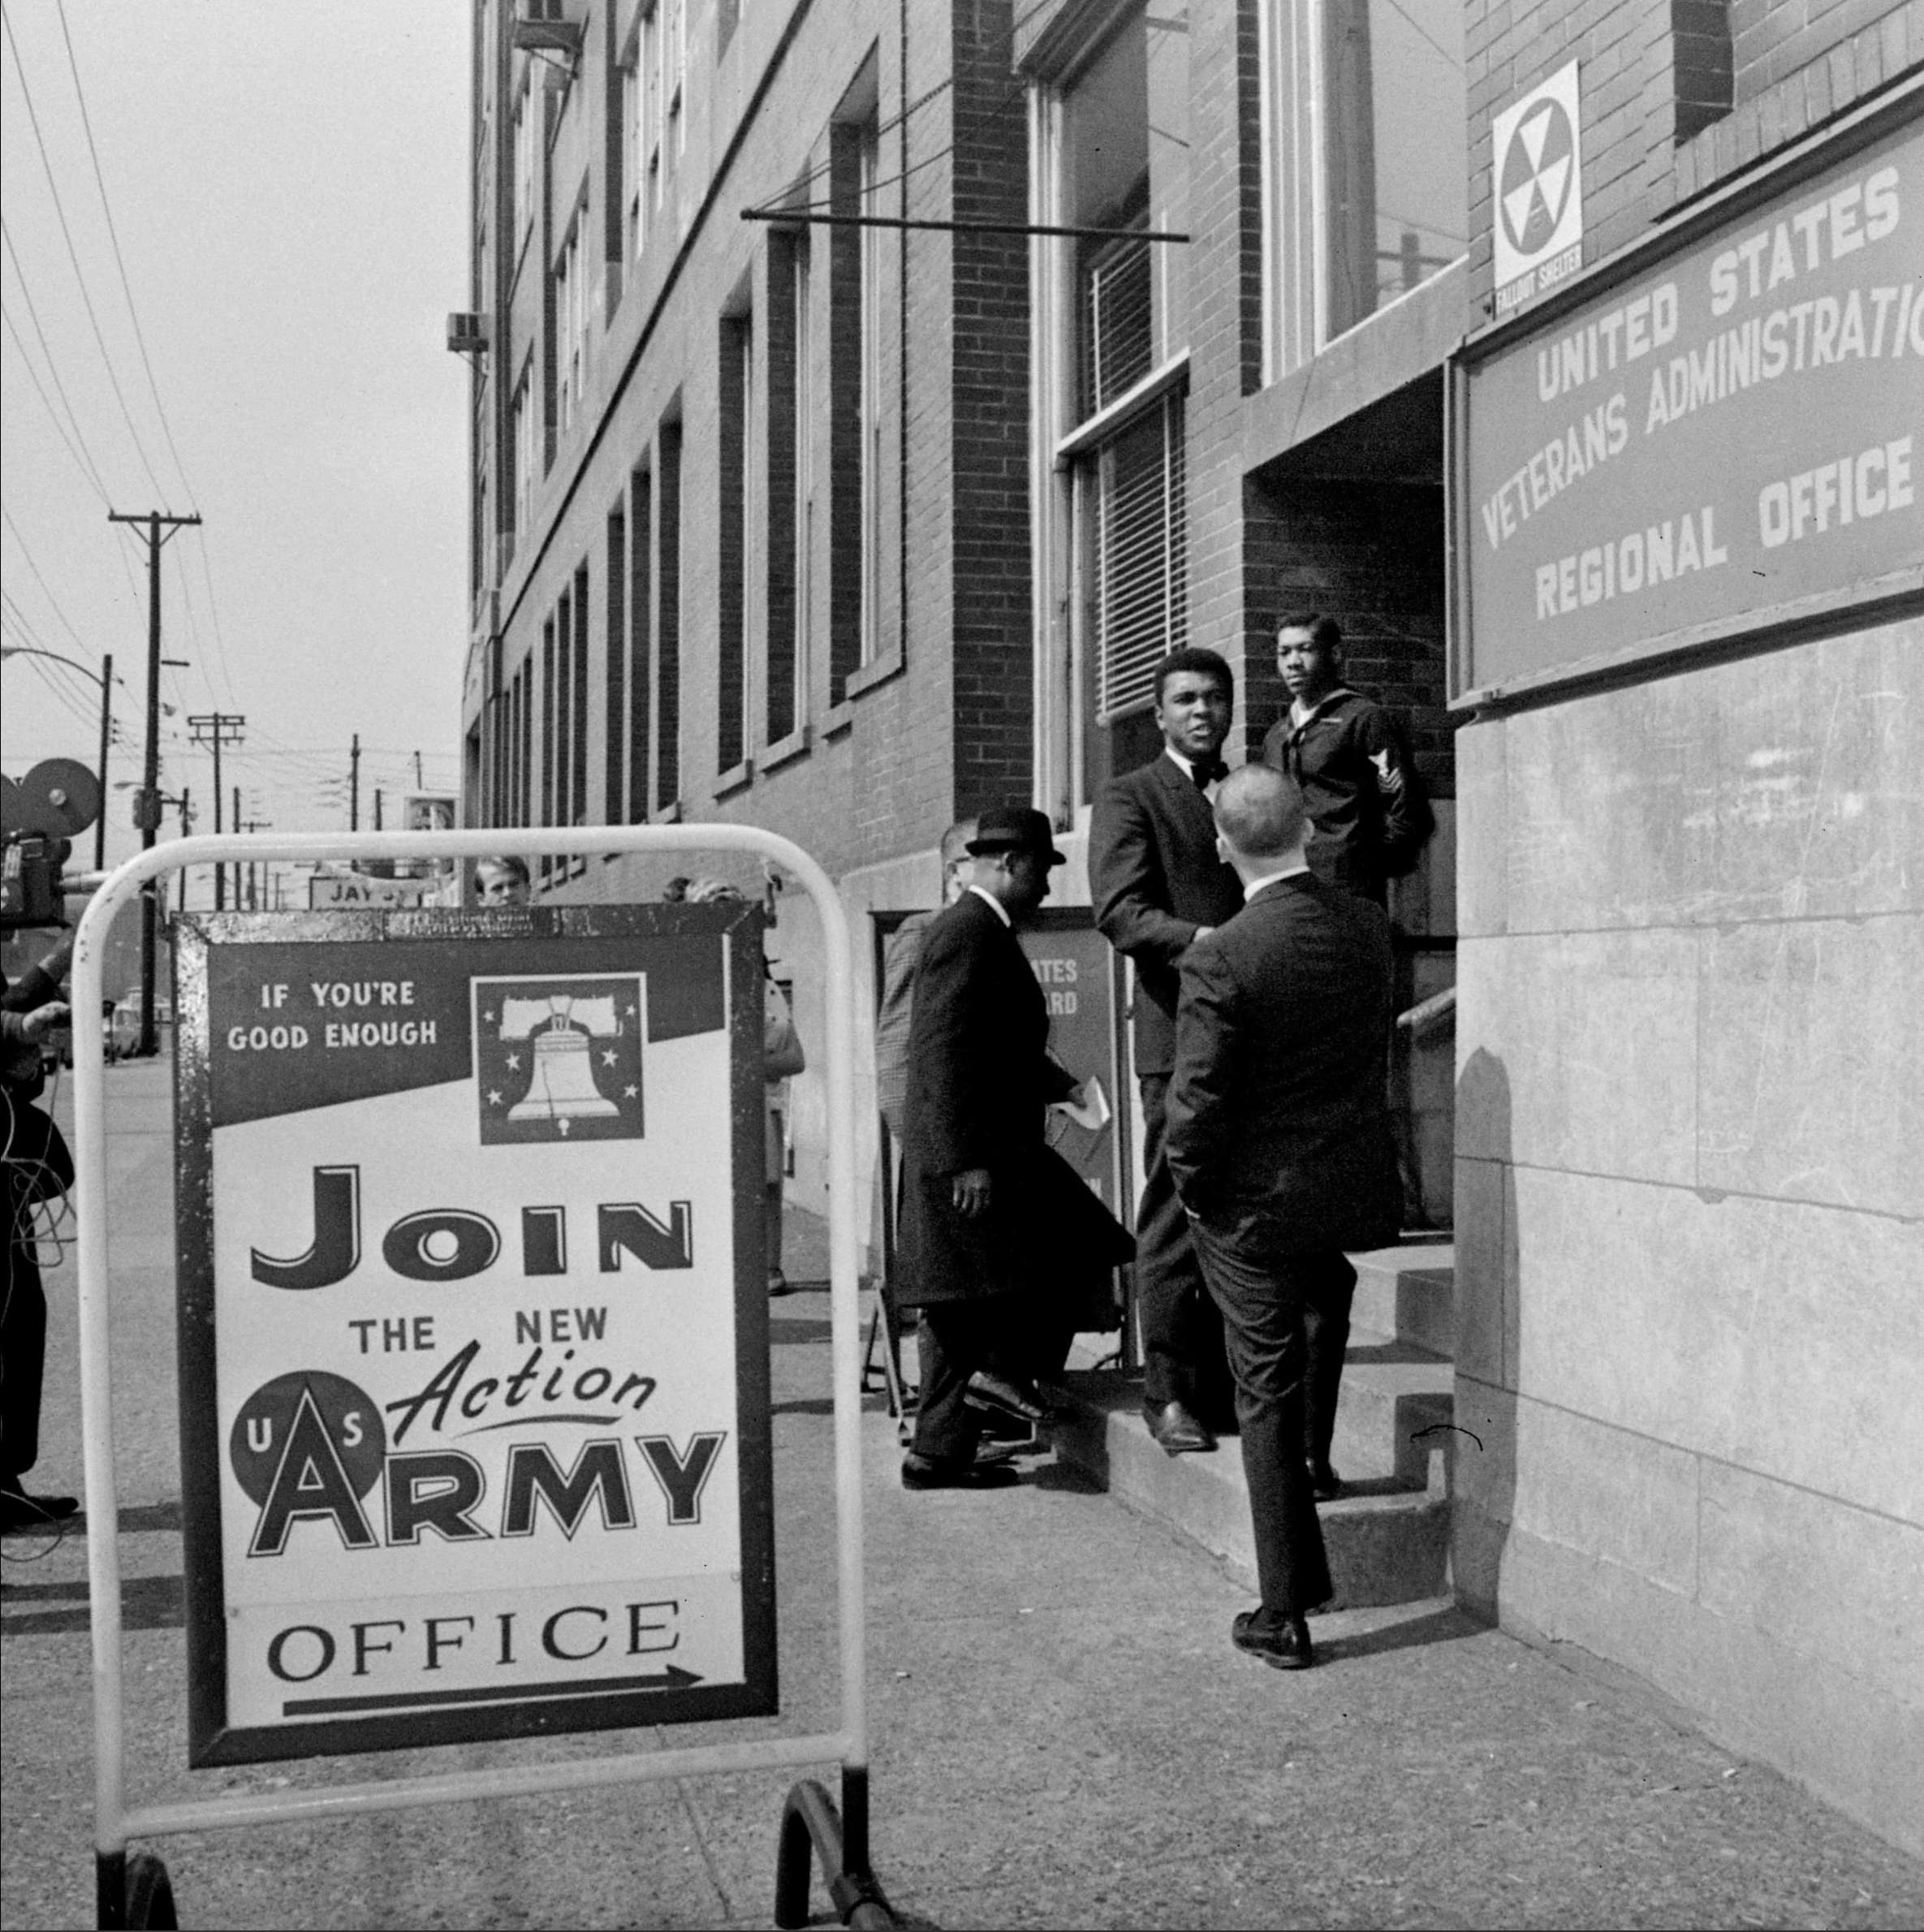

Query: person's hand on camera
[[19, 1001, 70, 1043]]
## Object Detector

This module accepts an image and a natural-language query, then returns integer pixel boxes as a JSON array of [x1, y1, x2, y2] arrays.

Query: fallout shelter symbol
[[472, 972, 646, 1144], [1499, 97, 1576, 258]]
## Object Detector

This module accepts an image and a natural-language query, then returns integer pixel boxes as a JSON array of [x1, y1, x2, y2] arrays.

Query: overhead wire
[[0, 295, 111, 507], [0, 223, 111, 502], [0, 0, 171, 505], [1, 504, 106, 662]]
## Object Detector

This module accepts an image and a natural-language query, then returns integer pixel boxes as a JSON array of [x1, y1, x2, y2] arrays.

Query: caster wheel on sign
[[125, 1852, 178, 1930]]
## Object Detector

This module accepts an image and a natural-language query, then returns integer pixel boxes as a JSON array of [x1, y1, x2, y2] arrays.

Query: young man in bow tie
[[1090, 648, 1245, 1456]]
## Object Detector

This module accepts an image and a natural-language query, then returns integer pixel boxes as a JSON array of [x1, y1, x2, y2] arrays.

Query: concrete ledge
[[1053, 1369, 1450, 1609]]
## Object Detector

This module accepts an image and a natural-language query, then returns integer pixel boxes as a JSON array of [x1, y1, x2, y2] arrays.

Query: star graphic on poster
[[483, 1008, 496, 1024], [505, 1052, 520, 1070], [487, 1089, 503, 1106], [623, 1084, 638, 1098], [624, 1002, 637, 1016], [602, 1048, 619, 1067]]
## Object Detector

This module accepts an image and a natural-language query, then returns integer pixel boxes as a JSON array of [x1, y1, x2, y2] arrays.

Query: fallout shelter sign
[[173, 907, 775, 1765], [1492, 61, 1585, 317]]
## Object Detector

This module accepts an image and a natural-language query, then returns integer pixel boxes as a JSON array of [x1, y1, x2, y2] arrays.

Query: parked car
[[108, 994, 174, 1059]]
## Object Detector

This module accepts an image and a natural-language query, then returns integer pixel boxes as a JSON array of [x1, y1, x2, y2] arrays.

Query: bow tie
[[1190, 758, 1228, 791]]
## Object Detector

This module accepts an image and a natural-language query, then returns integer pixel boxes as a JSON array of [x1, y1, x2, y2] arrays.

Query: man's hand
[[19, 1001, 70, 1044], [951, 1167, 993, 1218]]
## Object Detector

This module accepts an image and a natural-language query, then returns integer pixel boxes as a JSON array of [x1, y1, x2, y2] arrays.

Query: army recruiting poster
[[172, 906, 776, 1765]]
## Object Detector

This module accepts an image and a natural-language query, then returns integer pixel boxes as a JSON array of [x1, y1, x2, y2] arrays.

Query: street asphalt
[[4, 1057, 1922, 1929]]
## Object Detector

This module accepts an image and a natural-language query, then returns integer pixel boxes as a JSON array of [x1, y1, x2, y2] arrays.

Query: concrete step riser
[[1331, 1375, 1455, 1489], [1349, 1267, 1456, 1357], [1054, 1383, 1451, 1609]]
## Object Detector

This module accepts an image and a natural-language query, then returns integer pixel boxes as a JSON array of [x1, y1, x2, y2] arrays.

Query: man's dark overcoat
[[1089, 753, 1244, 1077], [1164, 872, 1402, 1256], [897, 890, 1131, 1308]]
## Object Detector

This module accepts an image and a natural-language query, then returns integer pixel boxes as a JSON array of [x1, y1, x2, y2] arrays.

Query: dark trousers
[[2, 1237, 47, 1487], [1136, 1075, 1232, 1417], [1302, 1255, 1356, 1472], [911, 1298, 1018, 1464], [1191, 1221, 1334, 1621]]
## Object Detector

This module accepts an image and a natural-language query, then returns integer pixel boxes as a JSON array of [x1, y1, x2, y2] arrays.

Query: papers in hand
[[1052, 1076, 1111, 1132]]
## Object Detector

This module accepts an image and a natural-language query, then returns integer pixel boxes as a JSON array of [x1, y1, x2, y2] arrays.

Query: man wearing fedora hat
[[896, 804, 1133, 1489]]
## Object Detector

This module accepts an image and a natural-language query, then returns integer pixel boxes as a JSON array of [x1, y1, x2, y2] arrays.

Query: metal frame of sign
[[1447, 72, 1924, 711], [69, 826, 872, 1929], [172, 903, 777, 1764]]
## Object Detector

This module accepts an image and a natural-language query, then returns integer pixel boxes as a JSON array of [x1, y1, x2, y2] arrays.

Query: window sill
[[760, 725, 812, 774], [713, 761, 755, 800], [845, 651, 903, 701], [821, 700, 855, 740], [649, 798, 684, 825]]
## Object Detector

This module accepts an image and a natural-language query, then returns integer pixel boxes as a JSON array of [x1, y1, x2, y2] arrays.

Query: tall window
[[511, 364, 535, 542], [625, 469, 652, 823], [554, 213, 586, 434], [606, 503, 628, 823], [513, 76, 536, 247], [857, 114, 883, 670], [628, 9, 662, 260], [718, 313, 753, 775], [1262, 0, 1466, 368], [767, 230, 809, 746], [665, 0, 687, 158], [1033, 2, 1193, 804], [655, 425, 682, 810], [571, 562, 589, 839]]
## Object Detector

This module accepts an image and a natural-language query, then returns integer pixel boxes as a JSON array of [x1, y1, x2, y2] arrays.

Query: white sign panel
[[174, 908, 775, 1765], [1493, 61, 1585, 317]]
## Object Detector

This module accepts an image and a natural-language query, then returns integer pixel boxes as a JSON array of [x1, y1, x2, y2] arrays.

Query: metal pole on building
[[108, 508, 201, 1057], [350, 734, 361, 831]]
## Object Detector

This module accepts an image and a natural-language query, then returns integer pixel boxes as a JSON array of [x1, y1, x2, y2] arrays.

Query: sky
[[1, 2, 470, 880]]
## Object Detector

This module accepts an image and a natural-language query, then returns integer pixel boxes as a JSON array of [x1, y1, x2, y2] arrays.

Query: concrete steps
[[1053, 1240, 1457, 1608]]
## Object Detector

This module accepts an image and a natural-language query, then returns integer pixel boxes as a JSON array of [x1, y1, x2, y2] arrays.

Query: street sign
[[1453, 103, 1924, 705], [308, 871, 427, 910], [173, 904, 776, 1764]]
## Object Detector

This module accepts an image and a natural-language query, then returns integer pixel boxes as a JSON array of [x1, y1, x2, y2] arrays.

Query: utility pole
[[241, 817, 271, 910], [95, 652, 113, 870], [413, 748, 424, 791], [349, 734, 361, 831], [374, 788, 384, 831], [188, 712, 246, 910], [109, 508, 201, 1056]]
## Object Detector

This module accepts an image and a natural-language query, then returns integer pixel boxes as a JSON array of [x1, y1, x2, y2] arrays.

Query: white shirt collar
[[967, 882, 1012, 928], [1163, 745, 1197, 782], [1242, 861, 1311, 902]]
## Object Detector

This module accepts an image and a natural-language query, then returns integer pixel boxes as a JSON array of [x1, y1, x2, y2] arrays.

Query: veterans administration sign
[[1492, 63, 1584, 317], [1454, 110, 1923, 703], [174, 907, 774, 1764]]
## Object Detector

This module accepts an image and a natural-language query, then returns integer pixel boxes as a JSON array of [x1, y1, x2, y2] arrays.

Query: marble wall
[[1452, 619, 1924, 1854]]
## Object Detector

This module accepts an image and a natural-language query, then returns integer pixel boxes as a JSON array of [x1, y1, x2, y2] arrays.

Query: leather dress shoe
[[1309, 1460, 1344, 1501], [1143, 1398, 1216, 1455], [1232, 1610, 1314, 1670], [0, 1487, 80, 1533], [901, 1453, 1020, 1491], [964, 1371, 1051, 1425]]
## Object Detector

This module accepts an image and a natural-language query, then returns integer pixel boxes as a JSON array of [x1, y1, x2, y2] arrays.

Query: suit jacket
[[1165, 873, 1401, 1257], [1089, 753, 1245, 1077], [898, 891, 1130, 1305]]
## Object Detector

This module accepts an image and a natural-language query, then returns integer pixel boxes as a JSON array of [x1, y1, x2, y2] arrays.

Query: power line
[[1, 503, 102, 661], [0, 0, 170, 503], [1, 221, 112, 499], [53, 0, 197, 506]]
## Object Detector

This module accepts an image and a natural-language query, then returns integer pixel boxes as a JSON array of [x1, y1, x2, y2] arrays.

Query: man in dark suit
[[897, 805, 1131, 1489], [1165, 765, 1402, 1668], [1090, 648, 1245, 1455]]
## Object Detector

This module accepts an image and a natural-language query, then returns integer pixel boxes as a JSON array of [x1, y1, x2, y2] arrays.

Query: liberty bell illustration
[[499, 993, 622, 1123]]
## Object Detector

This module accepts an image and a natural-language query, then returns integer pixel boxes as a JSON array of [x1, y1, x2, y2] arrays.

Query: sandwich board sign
[[173, 903, 776, 1764]]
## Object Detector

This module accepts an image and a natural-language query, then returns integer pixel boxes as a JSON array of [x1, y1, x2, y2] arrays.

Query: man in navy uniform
[[1166, 764, 1401, 1668], [1090, 648, 1245, 1455], [897, 806, 1131, 1489]]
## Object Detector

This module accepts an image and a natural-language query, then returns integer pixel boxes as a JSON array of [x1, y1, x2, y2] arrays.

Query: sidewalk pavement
[[4, 1059, 1922, 1928]]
